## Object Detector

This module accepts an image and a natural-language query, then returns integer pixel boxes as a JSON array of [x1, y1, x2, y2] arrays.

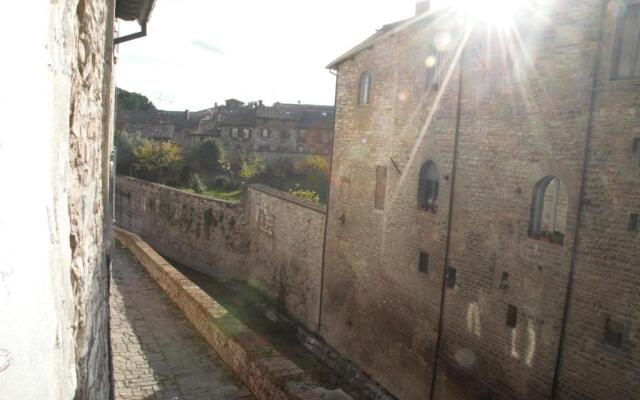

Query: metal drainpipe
[[550, 1, 608, 397], [429, 43, 465, 400], [317, 68, 339, 333], [114, 21, 147, 45]]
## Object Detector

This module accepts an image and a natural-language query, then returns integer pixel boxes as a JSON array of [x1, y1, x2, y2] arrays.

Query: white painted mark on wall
[[258, 203, 275, 236], [466, 302, 482, 338]]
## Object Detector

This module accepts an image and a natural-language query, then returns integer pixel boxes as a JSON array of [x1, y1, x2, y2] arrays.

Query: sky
[[116, 0, 424, 110]]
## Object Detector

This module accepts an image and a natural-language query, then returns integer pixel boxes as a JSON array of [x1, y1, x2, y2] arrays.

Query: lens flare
[[449, 0, 529, 27]]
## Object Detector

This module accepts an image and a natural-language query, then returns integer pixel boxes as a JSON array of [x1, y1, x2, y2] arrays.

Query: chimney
[[415, 0, 430, 16], [184, 109, 190, 120]]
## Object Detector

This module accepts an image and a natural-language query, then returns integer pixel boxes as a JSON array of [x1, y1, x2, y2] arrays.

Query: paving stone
[[110, 245, 254, 400]]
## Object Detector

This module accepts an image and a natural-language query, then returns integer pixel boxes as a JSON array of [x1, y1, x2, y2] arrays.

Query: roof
[[220, 108, 256, 126], [326, 9, 444, 69], [116, 0, 156, 24]]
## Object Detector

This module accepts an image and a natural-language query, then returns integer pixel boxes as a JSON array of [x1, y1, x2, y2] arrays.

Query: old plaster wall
[[0, 0, 114, 399]]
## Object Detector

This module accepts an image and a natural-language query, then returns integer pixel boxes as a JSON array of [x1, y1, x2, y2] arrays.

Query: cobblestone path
[[110, 245, 254, 400]]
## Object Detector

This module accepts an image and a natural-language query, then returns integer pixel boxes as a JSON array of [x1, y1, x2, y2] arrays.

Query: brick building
[[321, 1, 640, 399], [117, 98, 334, 163]]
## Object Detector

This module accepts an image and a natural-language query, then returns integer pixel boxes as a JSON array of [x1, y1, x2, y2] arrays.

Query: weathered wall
[[246, 185, 326, 331], [324, 1, 639, 400], [116, 176, 250, 280], [115, 178, 327, 333], [0, 0, 114, 399]]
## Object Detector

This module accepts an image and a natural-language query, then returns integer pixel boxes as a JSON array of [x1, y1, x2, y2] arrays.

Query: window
[[418, 161, 439, 212], [629, 214, 639, 232], [604, 317, 625, 348], [242, 128, 251, 139], [611, 4, 640, 80], [358, 71, 371, 105], [506, 305, 518, 328], [231, 128, 239, 138], [419, 252, 429, 273], [425, 45, 440, 90], [374, 165, 387, 210], [633, 138, 640, 165], [529, 176, 568, 245], [262, 128, 269, 139]]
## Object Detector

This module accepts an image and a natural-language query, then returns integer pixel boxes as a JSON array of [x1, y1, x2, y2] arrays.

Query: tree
[[132, 139, 183, 183], [238, 155, 267, 184], [186, 139, 223, 174], [116, 87, 156, 111], [114, 130, 144, 175]]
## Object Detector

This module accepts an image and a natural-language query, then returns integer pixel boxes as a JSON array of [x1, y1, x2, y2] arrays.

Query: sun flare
[[448, 0, 530, 27]]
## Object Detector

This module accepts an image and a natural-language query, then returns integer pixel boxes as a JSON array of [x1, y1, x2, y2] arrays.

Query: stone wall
[[115, 178, 327, 333], [0, 0, 115, 399], [116, 176, 250, 280], [246, 184, 326, 331], [323, 2, 639, 400]]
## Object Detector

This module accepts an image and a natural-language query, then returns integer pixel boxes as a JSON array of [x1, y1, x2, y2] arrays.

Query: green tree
[[116, 88, 156, 111], [238, 155, 267, 184], [292, 155, 329, 201], [132, 139, 183, 183], [114, 130, 144, 175], [187, 139, 223, 174]]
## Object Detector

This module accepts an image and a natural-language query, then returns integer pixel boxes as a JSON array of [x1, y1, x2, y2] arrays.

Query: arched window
[[425, 45, 440, 90], [529, 176, 568, 245], [358, 71, 371, 105], [418, 161, 439, 212]]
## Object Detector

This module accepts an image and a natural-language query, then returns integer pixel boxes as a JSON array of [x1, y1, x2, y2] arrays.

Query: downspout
[[550, 1, 607, 397], [318, 68, 339, 333], [429, 43, 465, 400], [114, 22, 147, 45]]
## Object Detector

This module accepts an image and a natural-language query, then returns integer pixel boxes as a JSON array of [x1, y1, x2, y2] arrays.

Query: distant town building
[[117, 99, 334, 163]]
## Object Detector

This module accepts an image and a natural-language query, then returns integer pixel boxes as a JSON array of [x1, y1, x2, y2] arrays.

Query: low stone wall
[[115, 228, 349, 400], [115, 177, 327, 333], [115, 176, 249, 280], [246, 185, 326, 332]]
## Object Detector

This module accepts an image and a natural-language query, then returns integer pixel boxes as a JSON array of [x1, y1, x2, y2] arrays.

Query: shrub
[[213, 175, 230, 189], [238, 155, 267, 184], [114, 130, 144, 175], [189, 173, 206, 194], [289, 187, 320, 203]]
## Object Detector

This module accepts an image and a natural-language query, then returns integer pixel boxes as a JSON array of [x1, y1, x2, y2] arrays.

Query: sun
[[448, 0, 530, 28]]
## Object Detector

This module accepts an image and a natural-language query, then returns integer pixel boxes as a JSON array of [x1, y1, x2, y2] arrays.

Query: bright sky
[[116, 0, 426, 110]]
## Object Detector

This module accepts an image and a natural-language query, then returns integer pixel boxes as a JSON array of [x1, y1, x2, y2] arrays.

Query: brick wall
[[323, 1, 639, 400]]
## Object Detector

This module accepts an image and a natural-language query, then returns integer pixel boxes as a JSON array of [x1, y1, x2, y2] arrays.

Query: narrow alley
[[109, 245, 254, 400]]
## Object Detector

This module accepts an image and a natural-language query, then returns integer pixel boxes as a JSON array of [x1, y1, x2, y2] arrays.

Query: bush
[[289, 187, 320, 203], [213, 175, 230, 189], [238, 155, 267, 184], [189, 173, 206, 194]]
